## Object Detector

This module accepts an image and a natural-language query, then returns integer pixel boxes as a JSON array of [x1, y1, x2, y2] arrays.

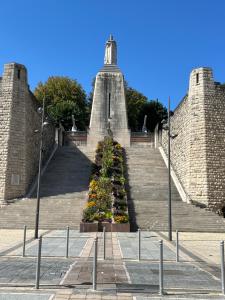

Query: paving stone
[[117, 232, 175, 260], [125, 261, 221, 291], [0, 293, 53, 299], [0, 257, 73, 285]]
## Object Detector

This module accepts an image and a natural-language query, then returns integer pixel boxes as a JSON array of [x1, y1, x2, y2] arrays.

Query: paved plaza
[[0, 230, 224, 299]]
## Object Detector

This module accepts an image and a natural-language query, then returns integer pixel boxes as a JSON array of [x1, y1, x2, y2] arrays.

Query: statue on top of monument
[[104, 34, 117, 65]]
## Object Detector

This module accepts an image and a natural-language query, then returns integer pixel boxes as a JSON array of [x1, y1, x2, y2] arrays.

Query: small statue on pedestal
[[142, 115, 148, 134], [71, 115, 77, 132]]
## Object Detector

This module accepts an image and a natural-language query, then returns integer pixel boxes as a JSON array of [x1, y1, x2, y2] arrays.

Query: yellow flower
[[86, 201, 96, 208], [90, 180, 98, 191], [114, 215, 128, 223]]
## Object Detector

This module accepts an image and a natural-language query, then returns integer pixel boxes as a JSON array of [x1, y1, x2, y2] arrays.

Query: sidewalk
[[0, 230, 224, 300]]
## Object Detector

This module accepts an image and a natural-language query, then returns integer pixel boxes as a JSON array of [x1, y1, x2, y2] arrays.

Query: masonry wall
[[0, 63, 55, 204], [161, 67, 225, 211]]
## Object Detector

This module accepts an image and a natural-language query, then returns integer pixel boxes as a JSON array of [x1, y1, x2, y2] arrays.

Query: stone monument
[[87, 35, 130, 148]]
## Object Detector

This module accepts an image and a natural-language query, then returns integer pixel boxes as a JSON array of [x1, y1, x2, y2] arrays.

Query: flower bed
[[80, 137, 130, 232]]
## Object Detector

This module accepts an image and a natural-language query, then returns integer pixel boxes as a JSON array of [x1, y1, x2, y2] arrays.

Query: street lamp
[[162, 97, 177, 241], [34, 97, 48, 239]]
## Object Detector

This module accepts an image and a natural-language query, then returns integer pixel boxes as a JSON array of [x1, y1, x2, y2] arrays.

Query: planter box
[[80, 221, 130, 232], [98, 222, 112, 232], [111, 222, 130, 232], [80, 222, 98, 232]]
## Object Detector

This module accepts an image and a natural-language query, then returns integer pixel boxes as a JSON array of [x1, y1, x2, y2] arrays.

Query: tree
[[125, 86, 148, 131], [125, 85, 167, 132], [34, 76, 88, 130], [139, 100, 167, 132]]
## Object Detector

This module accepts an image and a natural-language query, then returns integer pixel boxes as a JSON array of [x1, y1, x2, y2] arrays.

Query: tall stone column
[[0, 63, 27, 204], [87, 35, 130, 149]]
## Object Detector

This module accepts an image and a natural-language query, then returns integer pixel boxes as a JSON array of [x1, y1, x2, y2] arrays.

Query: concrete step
[[126, 146, 225, 232], [0, 145, 93, 229]]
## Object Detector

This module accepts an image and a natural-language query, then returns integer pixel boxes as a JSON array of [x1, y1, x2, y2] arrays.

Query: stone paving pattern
[[0, 230, 224, 299], [0, 294, 53, 300]]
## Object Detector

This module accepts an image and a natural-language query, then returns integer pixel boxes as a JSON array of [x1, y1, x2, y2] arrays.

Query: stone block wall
[[161, 67, 225, 211], [0, 63, 55, 204]]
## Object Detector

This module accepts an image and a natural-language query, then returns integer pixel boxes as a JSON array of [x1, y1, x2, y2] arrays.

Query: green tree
[[139, 100, 167, 132], [34, 76, 88, 130], [125, 85, 167, 132], [125, 86, 148, 131]]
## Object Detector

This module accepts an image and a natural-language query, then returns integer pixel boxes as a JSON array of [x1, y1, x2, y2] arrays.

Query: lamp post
[[34, 97, 46, 239], [168, 97, 172, 241], [162, 97, 177, 241]]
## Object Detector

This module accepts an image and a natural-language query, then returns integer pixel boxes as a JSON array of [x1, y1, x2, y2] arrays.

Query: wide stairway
[[126, 145, 225, 232], [0, 146, 94, 229]]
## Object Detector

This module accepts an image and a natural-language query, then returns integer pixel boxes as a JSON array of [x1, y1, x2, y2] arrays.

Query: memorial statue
[[142, 115, 148, 134], [104, 34, 117, 65], [71, 115, 77, 132]]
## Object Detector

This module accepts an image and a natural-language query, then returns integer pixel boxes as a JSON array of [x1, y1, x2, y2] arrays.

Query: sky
[[0, 0, 225, 109]]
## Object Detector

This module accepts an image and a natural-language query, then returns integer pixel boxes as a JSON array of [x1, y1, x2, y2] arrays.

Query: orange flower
[[89, 193, 97, 199]]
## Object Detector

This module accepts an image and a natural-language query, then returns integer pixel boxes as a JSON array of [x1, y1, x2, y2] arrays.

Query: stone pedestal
[[87, 36, 130, 149], [87, 66, 130, 149]]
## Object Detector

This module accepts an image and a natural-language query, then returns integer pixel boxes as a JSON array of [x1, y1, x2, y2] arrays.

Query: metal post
[[159, 240, 164, 295], [93, 237, 98, 290], [66, 226, 70, 258], [168, 96, 172, 241], [35, 236, 42, 289], [103, 227, 106, 260], [221, 241, 225, 295], [22, 225, 27, 257], [138, 228, 141, 261], [34, 97, 45, 239], [176, 230, 179, 262]]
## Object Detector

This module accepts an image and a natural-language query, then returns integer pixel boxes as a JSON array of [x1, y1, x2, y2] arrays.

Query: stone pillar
[[87, 36, 130, 149], [187, 67, 215, 206], [0, 63, 28, 204]]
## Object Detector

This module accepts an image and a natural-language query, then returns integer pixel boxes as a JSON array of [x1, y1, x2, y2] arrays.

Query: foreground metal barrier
[[0, 226, 223, 296], [176, 230, 179, 263], [159, 240, 164, 295], [35, 236, 42, 289], [93, 237, 98, 290], [221, 240, 225, 295], [66, 226, 70, 258], [22, 225, 27, 257]]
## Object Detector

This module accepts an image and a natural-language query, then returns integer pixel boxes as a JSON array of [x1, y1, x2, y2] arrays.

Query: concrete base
[[80, 222, 98, 232], [80, 222, 130, 232], [87, 130, 130, 150]]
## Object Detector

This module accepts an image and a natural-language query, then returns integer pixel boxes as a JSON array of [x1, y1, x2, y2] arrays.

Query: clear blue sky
[[1, 0, 225, 109]]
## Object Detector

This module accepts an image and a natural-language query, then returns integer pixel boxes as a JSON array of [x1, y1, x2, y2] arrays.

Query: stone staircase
[[0, 146, 94, 229], [126, 145, 225, 232]]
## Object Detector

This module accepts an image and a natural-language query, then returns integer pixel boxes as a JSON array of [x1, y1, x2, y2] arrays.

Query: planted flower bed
[[80, 137, 130, 232]]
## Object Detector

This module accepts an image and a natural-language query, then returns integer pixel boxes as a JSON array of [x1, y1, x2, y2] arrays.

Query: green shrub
[[82, 136, 129, 224]]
